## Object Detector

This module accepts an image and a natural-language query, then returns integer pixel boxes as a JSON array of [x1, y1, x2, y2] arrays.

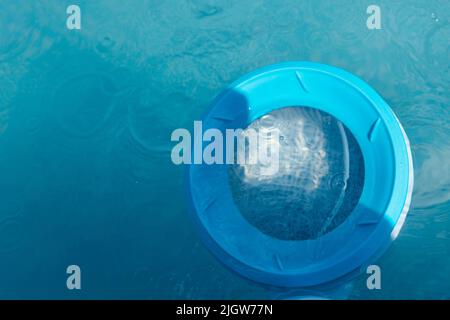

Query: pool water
[[228, 107, 365, 241], [0, 0, 449, 299]]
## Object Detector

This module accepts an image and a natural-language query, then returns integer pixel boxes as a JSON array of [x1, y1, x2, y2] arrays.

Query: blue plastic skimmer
[[187, 62, 414, 288]]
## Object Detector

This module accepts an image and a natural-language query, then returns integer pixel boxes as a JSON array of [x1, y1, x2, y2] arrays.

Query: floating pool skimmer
[[187, 62, 414, 294]]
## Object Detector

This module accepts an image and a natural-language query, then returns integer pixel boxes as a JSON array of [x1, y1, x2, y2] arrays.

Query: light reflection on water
[[229, 107, 364, 241]]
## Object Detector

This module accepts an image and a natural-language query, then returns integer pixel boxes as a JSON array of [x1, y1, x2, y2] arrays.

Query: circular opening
[[228, 106, 365, 241]]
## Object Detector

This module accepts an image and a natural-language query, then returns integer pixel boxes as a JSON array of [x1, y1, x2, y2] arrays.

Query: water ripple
[[0, 217, 25, 256], [52, 73, 118, 138], [424, 21, 450, 87], [413, 143, 450, 208]]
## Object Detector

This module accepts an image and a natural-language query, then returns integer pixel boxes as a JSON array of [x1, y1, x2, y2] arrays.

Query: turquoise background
[[0, 0, 449, 299]]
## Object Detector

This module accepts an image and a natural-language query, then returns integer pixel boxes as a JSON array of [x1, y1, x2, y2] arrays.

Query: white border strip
[[390, 117, 414, 240]]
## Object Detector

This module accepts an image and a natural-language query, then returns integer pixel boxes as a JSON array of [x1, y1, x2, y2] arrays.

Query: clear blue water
[[0, 0, 448, 299], [229, 107, 365, 241]]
